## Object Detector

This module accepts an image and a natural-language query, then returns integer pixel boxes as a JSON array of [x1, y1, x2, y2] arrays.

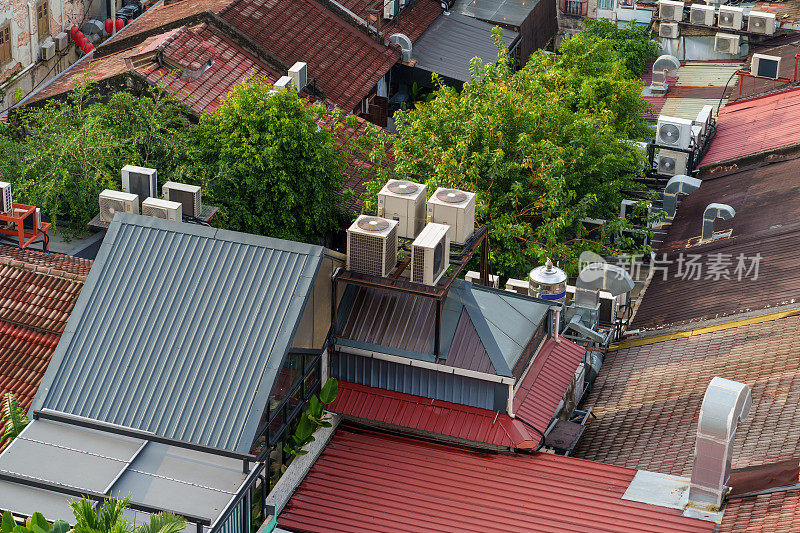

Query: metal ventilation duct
[[702, 203, 735, 241], [688, 377, 752, 511], [576, 262, 634, 297], [663, 175, 702, 221], [390, 33, 412, 62], [649, 54, 680, 93]]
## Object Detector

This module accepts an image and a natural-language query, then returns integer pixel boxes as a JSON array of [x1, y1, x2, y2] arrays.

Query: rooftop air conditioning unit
[[411, 222, 451, 286], [99, 189, 139, 223], [658, 0, 684, 21], [121, 165, 157, 205], [656, 148, 690, 176], [656, 115, 694, 150], [142, 197, 182, 221], [659, 22, 680, 38], [426, 187, 476, 245], [377, 179, 427, 239], [695, 104, 713, 140], [718, 6, 744, 30], [54, 32, 68, 51], [748, 10, 776, 35], [163, 181, 201, 218], [274, 75, 293, 91], [714, 32, 740, 54], [384, 0, 398, 19], [288, 62, 307, 91], [346, 215, 398, 277], [0, 182, 12, 214], [751, 53, 781, 79], [690, 4, 715, 25], [40, 40, 55, 61]]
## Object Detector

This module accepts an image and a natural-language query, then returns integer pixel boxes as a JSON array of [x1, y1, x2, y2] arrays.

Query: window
[[597, 0, 615, 10], [36, 2, 49, 40], [0, 24, 10, 66]]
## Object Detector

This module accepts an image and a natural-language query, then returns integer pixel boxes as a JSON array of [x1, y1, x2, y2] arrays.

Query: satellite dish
[[357, 217, 390, 231]]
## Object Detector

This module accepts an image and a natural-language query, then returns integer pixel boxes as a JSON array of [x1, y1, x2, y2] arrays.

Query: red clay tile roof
[[572, 313, 800, 530], [337, 0, 442, 42], [513, 337, 585, 430], [328, 381, 539, 448], [104, 0, 234, 44], [0, 247, 90, 416], [278, 425, 715, 533], [701, 87, 800, 168], [219, 0, 400, 112]]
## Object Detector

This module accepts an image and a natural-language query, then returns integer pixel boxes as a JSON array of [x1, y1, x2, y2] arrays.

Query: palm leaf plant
[[1, 393, 30, 446]]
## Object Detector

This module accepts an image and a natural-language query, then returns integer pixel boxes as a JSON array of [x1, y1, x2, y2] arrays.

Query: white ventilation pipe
[[389, 33, 412, 62], [663, 175, 701, 221], [702, 203, 735, 242], [688, 377, 751, 511], [650, 54, 680, 91]]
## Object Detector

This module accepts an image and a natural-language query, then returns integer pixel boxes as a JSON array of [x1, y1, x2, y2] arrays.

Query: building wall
[[518, 0, 558, 61]]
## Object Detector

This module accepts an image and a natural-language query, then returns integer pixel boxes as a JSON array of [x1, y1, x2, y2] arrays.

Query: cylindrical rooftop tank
[[528, 258, 567, 303]]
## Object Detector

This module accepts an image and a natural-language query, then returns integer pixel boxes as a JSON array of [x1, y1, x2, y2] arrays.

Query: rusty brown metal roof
[[730, 40, 800, 102]]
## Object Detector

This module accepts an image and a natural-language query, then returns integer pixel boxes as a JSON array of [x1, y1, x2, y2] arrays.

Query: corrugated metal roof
[[412, 13, 518, 82], [674, 62, 743, 87], [277, 425, 715, 533], [328, 381, 537, 448], [701, 87, 800, 168], [452, 0, 541, 27], [659, 97, 726, 121], [32, 214, 322, 453]]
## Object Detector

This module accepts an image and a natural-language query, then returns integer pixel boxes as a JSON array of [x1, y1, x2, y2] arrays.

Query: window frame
[[36, 1, 50, 41], [0, 23, 11, 67]]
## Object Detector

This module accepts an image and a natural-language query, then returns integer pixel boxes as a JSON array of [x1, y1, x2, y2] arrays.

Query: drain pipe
[[27, 2, 37, 65]]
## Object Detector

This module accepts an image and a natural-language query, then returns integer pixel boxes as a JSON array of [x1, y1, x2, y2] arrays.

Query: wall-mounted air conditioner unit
[[40, 40, 55, 61], [274, 75, 293, 91], [121, 165, 157, 205], [714, 32, 741, 54], [384, 0, 398, 19], [288, 62, 307, 91], [718, 6, 744, 30], [54, 32, 68, 51], [751, 53, 781, 79], [426, 187, 476, 245], [690, 4, 715, 25], [656, 115, 694, 150], [695, 105, 713, 140], [142, 197, 182, 221], [659, 22, 680, 38], [99, 189, 139, 222], [658, 0, 684, 21], [655, 148, 690, 176], [347, 215, 398, 277], [377, 179, 427, 239], [162, 181, 201, 218], [411, 222, 450, 286], [0, 182, 12, 214], [747, 10, 776, 35]]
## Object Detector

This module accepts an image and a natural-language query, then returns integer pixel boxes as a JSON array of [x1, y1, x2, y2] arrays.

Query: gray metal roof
[[32, 214, 323, 453], [451, 0, 536, 31], [413, 13, 519, 83]]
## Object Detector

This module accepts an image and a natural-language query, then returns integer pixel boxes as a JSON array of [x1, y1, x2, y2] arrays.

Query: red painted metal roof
[[328, 381, 537, 448], [701, 87, 800, 167], [278, 426, 715, 533], [513, 337, 585, 431]]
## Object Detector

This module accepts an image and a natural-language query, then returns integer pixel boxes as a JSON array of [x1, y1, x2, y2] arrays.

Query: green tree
[[68, 497, 184, 533], [364, 28, 657, 278], [1, 393, 29, 447], [581, 19, 660, 76], [185, 77, 348, 243]]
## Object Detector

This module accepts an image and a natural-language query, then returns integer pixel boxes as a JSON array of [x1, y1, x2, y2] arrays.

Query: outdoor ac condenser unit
[[426, 187, 476, 245], [99, 189, 139, 223], [656, 115, 694, 150], [655, 149, 690, 176], [377, 179, 427, 239], [411, 222, 450, 286], [0, 182, 12, 214], [54, 32, 68, 51], [384, 0, 397, 19], [718, 6, 744, 30], [658, 0, 684, 21], [40, 40, 55, 61], [659, 22, 680, 39], [690, 4, 715, 25], [347, 215, 398, 277], [142, 197, 182, 221], [714, 32, 741, 54], [748, 10, 776, 35], [751, 54, 781, 79], [163, 181, 202, 218], [121, 165, 157, 205]]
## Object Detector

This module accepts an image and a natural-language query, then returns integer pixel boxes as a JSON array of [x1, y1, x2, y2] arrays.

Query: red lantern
[[70, 25, 78, 39], [105, 18, 113, 34], [74, 30, 84, 43], [83, 43, 94, 54], [75, 35, 85, 48], [115, 18, 125, 31]]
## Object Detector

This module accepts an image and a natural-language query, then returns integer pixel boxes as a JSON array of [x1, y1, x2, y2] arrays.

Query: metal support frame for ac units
[[735, 53, 799, 97], [652, 16, 779, 37], [645, 114, 717, 182]]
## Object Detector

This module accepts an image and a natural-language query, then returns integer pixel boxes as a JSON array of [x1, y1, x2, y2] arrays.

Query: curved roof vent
[[702, 203, 735, 242], [649, 54, 680, 94], [688, 377, 752, 511], [663, 175, 701, 221], [390, 33, 412, 62]]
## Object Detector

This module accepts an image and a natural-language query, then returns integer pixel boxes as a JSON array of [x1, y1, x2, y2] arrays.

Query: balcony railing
[[559, 0, 588, 16]]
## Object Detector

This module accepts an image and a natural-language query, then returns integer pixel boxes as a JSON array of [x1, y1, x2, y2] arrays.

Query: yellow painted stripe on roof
[[610, 309, 800, 350]]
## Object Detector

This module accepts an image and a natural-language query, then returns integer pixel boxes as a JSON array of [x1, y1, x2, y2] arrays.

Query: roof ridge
[[0, 255, 88, 283]]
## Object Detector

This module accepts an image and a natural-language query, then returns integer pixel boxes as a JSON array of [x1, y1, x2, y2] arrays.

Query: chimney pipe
[[702, 203, 735, 242]]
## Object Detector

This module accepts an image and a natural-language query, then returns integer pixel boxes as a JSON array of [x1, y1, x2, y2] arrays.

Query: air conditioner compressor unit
[[655, 149, 690, 176], [377, 179, 427, 239], [142, 197, 182, 221], [656, 115, 694, 150], [40, 40, 55, 61], [121, 165, 158, 205], [748, 10, 776, 35], [0, 182, 12, 214], [658, 0, 684, 21], [163, 181, 201, 218], [714, 32, 741, 55], [426, 188, 476, 245], [347, 215, 398, 277], [659, 22, 680, 38], [751, 54, 781, 79], [689, 4, 715, 25], [99, 189, 139, 223], [411, 222, 450, 286], [718, 5, 744, 30]]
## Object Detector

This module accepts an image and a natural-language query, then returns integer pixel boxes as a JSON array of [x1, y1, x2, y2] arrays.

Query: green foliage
[[186, 77, 347, 243], [284, 378, 338, 456], [69, 496, 184, 533], [1, 511, 69, 533], [0, 76, 191, 235], [581, 19, 660, 76], [365, 27, 657, 277], [1, 393, 29, 446]]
